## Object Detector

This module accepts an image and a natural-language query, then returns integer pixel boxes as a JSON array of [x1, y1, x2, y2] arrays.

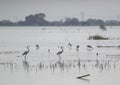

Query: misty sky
[[0, 0, 120, 21]]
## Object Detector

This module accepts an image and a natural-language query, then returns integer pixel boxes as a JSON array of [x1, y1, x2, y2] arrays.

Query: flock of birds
[[20, 42, 97, 60]]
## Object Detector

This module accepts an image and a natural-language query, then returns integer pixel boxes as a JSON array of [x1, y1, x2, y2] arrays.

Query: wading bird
[[48, 49, 50, 53], [36, 44, 40, 50], [56, 46, 64, 58], [96, 52, 99, 56], [76, 45, 80, 51], [22, 46, 30, 60], [87, 45, 93, 51], [68, 42, 72, 50], [68, 42, 72, 47]]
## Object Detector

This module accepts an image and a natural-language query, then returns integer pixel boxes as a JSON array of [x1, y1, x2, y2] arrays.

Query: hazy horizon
[[0, 0, 120, 22]]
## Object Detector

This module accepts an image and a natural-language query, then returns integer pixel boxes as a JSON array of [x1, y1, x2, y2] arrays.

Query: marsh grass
[[89, 35, 109, 40]]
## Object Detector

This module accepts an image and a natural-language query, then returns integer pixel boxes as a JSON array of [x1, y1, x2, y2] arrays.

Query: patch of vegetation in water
[[99, 25, 107, 31], [97, 45, 120, 48], [88, 35, 109, 40]]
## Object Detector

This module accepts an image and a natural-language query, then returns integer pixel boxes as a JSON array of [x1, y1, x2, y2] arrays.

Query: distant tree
[[25, 13, 49, 26], [1, 12, 120, 26], [86, 19, 104, 26], [105, 20, 120, 26], [63, 18, 72, 25], [0, 20, 14, 26], [50, 20, 63, 26], [86, 18, 96, 26], [80, 21, 89, 26], [71, 18, 80, 25], [16, 21, 26, 26], [63, 18, 80, 26], [95, 19, 104, 25]]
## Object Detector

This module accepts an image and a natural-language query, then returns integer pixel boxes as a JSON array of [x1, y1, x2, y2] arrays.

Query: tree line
[[0, 13, 120, 26]]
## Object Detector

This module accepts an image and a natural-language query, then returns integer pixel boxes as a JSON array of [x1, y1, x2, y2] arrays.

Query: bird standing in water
[[96, 52, 99, 56], [36, 44, 40, 50], [68, 42, 72, 50], [87, 45, 93, 51], [76, 45, 80, 51], [22, 46, 30, 60], [68, 42, 72, 47], [56, 46, 64, 59]]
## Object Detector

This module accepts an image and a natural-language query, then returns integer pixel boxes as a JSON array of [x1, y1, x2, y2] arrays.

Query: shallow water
[[0, 26, 120, 85]]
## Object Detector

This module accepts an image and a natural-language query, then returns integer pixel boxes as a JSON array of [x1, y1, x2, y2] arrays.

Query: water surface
[[0, 26, 120, 85]]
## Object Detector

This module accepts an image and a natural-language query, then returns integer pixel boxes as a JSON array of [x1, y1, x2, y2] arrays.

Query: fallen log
[[76, 74, 90, 79]]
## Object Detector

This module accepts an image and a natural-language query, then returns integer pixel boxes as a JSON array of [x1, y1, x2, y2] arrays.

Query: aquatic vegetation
[[99, 25, 107, 31], [88, 35, 109, 40], [97, 45, 120, 48]]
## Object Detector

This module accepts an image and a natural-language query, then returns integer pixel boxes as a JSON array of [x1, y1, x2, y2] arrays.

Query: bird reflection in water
[[78, 78, 90, 82], [22, 60, 30, 73]]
